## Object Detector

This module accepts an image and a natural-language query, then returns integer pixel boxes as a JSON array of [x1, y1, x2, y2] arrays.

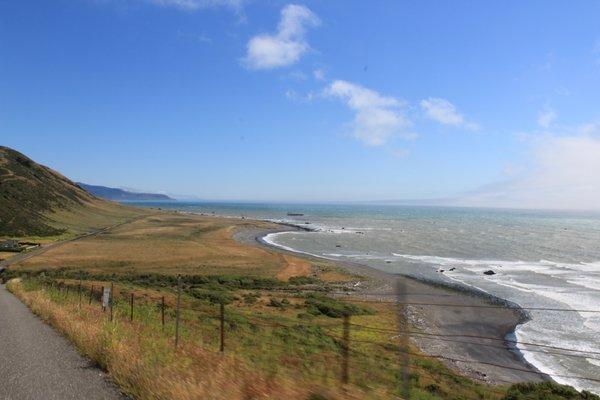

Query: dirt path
[[276, 255, 312, 280]]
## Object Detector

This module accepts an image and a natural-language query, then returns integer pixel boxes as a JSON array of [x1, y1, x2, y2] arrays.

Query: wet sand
[[234, 225, 548, 385]]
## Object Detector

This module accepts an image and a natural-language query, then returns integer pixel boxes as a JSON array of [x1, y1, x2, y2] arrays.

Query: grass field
[[11, 212, 341, 280], [5, 211, 596, 400]]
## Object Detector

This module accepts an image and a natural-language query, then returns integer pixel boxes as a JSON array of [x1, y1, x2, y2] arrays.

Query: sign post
[[102, 286, 111, 312]]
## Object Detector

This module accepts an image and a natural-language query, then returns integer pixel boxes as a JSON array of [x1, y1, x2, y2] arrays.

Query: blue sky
[[1, 0, 600, 208]]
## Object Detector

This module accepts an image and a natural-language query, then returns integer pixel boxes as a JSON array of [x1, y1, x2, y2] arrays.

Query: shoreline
[[234, 222, 548, 385]]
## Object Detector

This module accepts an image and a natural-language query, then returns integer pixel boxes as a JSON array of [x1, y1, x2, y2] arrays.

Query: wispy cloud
[[458, 122, 600, 210], [177, 30, 212, 44], [537, 108, 557, 128], [389, 148, 410, 159], [143, 0, 244, 11], [243, 4, 320, 70], [313, 68, 325, 81], [324, 80, 415, 146], [420, 97, 478, 130]]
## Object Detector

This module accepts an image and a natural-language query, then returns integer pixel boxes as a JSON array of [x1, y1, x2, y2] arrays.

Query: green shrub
[[243, 293, 259, 304], [304, 294, 373, 318], [268, 298, 286, 309], [503, 382, 600, 400], [191, 288, 235, 305]]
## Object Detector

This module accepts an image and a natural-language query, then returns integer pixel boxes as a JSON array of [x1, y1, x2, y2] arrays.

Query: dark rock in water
[[449, 267, 456, 271], [386, 261, 392, 264], [438, 269, 445, 273], [483, 270, 496, 275], [335, 244, 342, 248]]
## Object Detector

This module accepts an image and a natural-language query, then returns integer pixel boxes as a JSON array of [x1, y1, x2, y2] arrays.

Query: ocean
[[130, 201, 600, 393]]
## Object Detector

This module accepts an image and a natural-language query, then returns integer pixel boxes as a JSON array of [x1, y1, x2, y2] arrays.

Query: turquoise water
[[130, 201, 600, 393]]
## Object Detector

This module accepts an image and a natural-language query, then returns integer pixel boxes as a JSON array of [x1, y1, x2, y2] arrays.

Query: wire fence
[[34, 277, 600, 397]]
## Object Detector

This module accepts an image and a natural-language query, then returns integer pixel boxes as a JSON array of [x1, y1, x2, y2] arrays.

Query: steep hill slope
[[0, 146, 145, 237]]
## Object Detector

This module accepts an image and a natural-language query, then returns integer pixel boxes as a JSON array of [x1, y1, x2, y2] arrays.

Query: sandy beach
[[234, 224, 548, 385]]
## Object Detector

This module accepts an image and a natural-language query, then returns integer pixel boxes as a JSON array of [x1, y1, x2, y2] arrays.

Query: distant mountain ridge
[[77, 183, 173, 201]]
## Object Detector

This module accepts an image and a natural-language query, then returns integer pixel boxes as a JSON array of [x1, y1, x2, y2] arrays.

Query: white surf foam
[[392, 252, 600, 393], [262, 232, 339, 261]]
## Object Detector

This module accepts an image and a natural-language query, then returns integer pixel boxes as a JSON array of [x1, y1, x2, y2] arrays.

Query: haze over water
[[133, 202, 600, 393]]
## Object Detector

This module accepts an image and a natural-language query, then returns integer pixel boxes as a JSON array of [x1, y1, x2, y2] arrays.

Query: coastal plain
[[7, 211, 545, 387]]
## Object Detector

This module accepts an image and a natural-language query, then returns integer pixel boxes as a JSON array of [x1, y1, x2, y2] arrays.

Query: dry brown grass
[[46, 199, 148, 235], [13, 213, 337, 281], [7, 279, 379, 400]]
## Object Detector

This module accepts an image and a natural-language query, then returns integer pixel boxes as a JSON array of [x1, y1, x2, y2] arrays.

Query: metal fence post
[[161, 296, 166, 330], [101, 286, 105, 312]]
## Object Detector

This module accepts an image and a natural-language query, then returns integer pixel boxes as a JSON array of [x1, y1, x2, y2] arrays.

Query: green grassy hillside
[[0, 146, 145, 238]]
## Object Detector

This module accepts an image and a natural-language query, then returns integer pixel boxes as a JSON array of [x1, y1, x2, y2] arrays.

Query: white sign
[[102, 287, 111, 309]]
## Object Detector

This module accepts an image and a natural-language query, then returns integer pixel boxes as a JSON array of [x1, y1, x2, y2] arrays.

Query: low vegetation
[[504, 382, 599, 400], [8, 275, 516, 400], [9, 275, 596, 400]]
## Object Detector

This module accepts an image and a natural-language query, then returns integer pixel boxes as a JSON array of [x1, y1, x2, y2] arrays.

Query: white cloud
[[243, 4, 320, 70], [420, 97, 478, 130], [324, 80, 415, 146], [458, 123, 600, 210], [144, 0, 243, 11], [284, 88, 316, 103], [537, 108, 557, 128], [313, 68, 325, 80]]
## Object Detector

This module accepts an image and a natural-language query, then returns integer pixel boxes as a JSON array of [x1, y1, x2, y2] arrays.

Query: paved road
[[0, 284, 127, 400]]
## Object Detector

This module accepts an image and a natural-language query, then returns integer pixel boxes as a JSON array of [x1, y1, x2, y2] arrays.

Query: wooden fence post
[[78, 280, 82, 308], [342, 314, 350, 385], [89, 285, 94, 305], [175, 276, 181, 348], [220, 303, 225, 353], [130, 292, 134, 322], [161, 296, 166, 330], [101, 286, 105, 312]]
